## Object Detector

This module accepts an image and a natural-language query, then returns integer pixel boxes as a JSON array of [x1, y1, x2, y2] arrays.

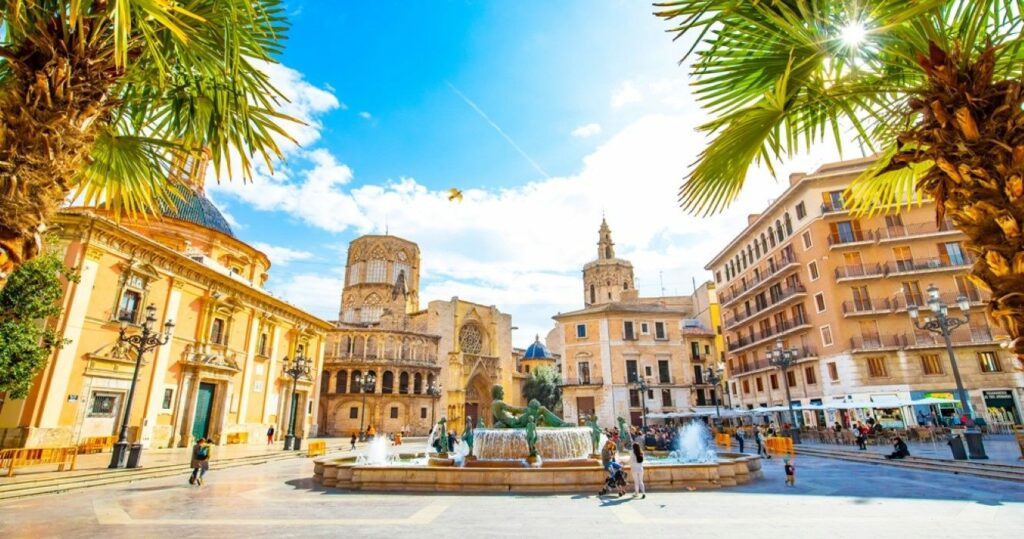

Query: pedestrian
[[885, 437, 910, 460], [189, 438, 211, 486], [447, 430, 456, 451], [856, 423, 868, 450], [630, 439, 646, 499], [755, 426, 770, 459], [732, 430, 745, 453], [350, 432, 357, 450], [784, 457, 795, 487], [266, 426, 275, 445]]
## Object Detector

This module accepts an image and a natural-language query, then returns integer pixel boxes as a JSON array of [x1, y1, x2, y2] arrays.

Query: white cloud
[[571, 123, 602, 138], [610, 81, 643, 108], [265, 273, 345, 321], [251, 242, 314, 266], [359, 111, 373, 120]]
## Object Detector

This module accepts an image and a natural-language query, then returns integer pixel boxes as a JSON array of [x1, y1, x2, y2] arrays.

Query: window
[[348, 261, 364, 285], [978, 352, 1001, 373], [867, 356, 887, 378], [802, 231, 812, 250], [769, 374, 779, 390], [755, 377, 764, 392], [629, 389, 641, 407], [820, 325, 834, 347], [814, 293, 826, 313], [784, 213, 793, 235], [161, 388, 174, 410], [578, 362, 592, 384], [742, 380, 750, 394], [626, 360, 639, 383], [893, 246, 914, 271], [913, 354, 942, 375], [576, 324, 587, 338], [390, 406, 399, 419], [257, 333, 269, 356], [830, 220, 861, 243], [731, 382, 738, 396], [254, 381, 264, 393], [786, 371, 797, 387], [940, 242, 967, 265], [393, 262, 410, 285], [349, 407, 359, 419], [589, 284, 596, 304], [366, 259, 386, 282], [89, 393, 118, 417], [823, 190, 844, 211], [901, 281, 924, 306], [381, 372, 394, 394], [715, 271, 721, 284], [421, 407, 428, 419], [654, 322, 667, 340], [662, 389, 672, 407], [796, 201, 807, 219], [623, 321, 636, 340], [804, 366, 817, 385], [827, 362, 839, 382], [640, 322, 650, 335], [658, 360, 671, 384], [117, 289, 143, 323], [210, 318, 226, 345]]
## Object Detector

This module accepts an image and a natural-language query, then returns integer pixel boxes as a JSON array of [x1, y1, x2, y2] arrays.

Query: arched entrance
[[463, 372, 493, 429]]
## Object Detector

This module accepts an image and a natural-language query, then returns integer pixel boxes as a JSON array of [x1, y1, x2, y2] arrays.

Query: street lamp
[[632, 377, 650, 429], [768, 337, 801, 444], [358, 371, 377, 440], [109, 304, 174, 469], [281, 353, 311, 450], [427, 380, 443, 428], [704, 362, 725, 421], [908, 283, 987, 458]]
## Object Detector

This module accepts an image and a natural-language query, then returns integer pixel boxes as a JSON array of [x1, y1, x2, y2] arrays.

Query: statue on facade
[[525, 416, 539, 459], [437, 417, 449, 453], [462, 416, 475, 456], [491, 384, 567, 428], [587, 416, 601, 455]]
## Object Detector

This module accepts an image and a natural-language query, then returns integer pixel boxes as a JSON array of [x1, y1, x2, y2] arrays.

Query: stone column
[[215, 379, 233, 445], [178, 371, 200, 447], [262, 325, 284, 424], [236, 314, 260, 427], [141, 284, 183, 448]]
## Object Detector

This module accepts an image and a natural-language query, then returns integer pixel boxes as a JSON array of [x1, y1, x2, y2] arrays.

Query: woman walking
[[630, 439, 646, 499], [755, 426, 771, 459], [189, 438, 211, 486]]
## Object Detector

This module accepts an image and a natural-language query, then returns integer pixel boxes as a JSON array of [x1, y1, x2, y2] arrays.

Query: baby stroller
[[599, 461, 628, 496]]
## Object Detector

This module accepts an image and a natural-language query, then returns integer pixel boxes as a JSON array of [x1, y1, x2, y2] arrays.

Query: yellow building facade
[[0, 169, 330, 449]]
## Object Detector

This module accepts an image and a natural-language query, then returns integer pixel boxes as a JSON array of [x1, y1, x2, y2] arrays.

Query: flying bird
[[447, 188, 464, 202]]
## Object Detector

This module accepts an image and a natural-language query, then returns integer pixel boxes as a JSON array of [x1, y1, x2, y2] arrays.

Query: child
[[784, 457, 795, 487]]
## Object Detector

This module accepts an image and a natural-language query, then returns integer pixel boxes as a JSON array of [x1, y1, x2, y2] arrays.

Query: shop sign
[[923, 392, 955, 400], [983, 390, 1013, 400]]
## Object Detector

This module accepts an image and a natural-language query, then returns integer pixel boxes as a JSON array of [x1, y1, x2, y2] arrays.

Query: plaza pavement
[[1, 445, 1022, 538]]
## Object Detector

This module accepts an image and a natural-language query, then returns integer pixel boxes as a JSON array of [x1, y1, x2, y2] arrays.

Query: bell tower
[[582, 218, 634, 306]]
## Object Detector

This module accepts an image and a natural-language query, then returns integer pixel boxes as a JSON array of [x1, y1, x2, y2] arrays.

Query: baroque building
[[320, 234, 522, 436], [0, 156, 330, 449], [555, 219, 721, 427]]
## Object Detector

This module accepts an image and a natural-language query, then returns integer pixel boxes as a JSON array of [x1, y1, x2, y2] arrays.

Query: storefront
[[982, 389, 1021, 424], [910, 390, 964, 425]]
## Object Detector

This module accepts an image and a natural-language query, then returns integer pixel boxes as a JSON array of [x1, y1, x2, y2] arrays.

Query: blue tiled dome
[[523, 335, 550, 359], [159, 189, 234, 237]]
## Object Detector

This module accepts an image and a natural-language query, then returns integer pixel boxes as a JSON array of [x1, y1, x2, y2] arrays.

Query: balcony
[[719, 253, 800, 306], [821, 201, 848, 215], [828, 229, 876, 248], [904, 327, 1000, 349], [841, 297, 893, 317], [727, 315, 811, 353], [850, 334, 904, 351], [891, 290, 984, 312], [888, 254, 975, 276], [728, 346, 818, 376], [877, 220, 958, 242], [723, 284, 807, 330], [834, 262, 889, 282], [562, 376, 603, 386]]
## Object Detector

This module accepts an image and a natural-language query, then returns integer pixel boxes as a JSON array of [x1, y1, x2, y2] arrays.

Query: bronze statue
[[491, 384, 567, 428], [616, 416, 629, 451], [476, 415, 486, 430], [462, 416, 474, 456], [525, 416, 538, 458], [587, 416, 601, 455], [437, 417, 449, 453]]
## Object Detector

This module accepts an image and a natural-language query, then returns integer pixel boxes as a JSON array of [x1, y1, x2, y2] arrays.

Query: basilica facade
[[319, 234, 522, 436]]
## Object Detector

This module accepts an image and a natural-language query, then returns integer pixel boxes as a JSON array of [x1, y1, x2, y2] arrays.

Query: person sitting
[[885, 437, 910, 460]]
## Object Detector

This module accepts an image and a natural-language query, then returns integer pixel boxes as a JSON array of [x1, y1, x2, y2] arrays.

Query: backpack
[[197, 446, 210, 460]]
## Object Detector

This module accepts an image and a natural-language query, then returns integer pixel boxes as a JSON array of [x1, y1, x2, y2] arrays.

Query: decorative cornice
[[84, 246, 105, 261]]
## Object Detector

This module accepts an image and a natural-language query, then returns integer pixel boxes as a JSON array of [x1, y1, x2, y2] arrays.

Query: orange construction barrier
[[0, 447, 78, 477]]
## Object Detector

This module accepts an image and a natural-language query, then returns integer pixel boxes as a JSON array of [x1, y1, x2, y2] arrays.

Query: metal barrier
[[766, 436, 794, 455], [226, 432, 250, 445], [714, 433, 732, 447], [77, 435, 118, 454], [0, 447, 78, 477], [307, 440, 327, 457]]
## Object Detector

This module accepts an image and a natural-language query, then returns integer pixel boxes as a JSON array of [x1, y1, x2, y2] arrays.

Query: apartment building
[[555, 219, 720, 427], [706, 157, 1023, 428]]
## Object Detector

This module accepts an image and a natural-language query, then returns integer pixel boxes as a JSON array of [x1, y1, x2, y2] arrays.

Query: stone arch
[[382, 371, 394, 394], [427, 372, 435, 389], [353, 335, 365, 358], [589, 284, 595, 304], [399, 372, 410, 394], [349, 369, 362, 393], [367, 335, 378, 358], [336, 370, 348, 394], [331, 399, 366, 437], [414, 372, 423, 394], [463, 370, 493, 429]]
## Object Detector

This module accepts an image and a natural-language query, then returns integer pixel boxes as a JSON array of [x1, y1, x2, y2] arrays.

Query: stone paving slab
[[1, 447, 1022, 538]]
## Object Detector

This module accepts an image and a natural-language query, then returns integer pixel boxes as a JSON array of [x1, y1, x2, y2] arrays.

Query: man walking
[[266, 426, 275, 445]]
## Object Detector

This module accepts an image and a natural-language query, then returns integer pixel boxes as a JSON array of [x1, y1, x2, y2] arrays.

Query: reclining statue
[[491, 384, 567, 428]]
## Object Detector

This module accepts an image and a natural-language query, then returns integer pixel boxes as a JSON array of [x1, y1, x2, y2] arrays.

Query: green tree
[[0, 1, 294, 277], [522, 366, 563, 413], [0, 251, 78, 398], [656, 1, 1024, 361]]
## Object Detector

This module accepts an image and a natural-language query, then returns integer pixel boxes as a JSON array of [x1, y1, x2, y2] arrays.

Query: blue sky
[[207, 1, 847, 344]]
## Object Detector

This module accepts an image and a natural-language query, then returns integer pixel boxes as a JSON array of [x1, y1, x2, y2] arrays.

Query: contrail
[[446, 81, 551, 179]]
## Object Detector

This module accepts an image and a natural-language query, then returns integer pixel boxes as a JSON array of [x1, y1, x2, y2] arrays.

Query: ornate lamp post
[[768, 337, 801, 444], [281, 353, 311, 450], [907, 283, 987, 459], [427, 380, 443, 428], [704, 362, 725, 421], [632, 377, 650, 429], [109, 304, 174, 469], [358, 371, 377, 440]]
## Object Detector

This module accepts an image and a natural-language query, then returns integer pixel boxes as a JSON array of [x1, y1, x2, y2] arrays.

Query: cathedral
[[318, 234, 523, 436]]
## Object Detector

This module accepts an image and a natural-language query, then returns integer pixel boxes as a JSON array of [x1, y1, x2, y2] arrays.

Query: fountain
[[311, 384, 762, 492]]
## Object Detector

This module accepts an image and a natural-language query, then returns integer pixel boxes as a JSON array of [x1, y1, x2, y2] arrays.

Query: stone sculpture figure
[[587, 416, 601, 455], [616, 416, 629, 451], [438, 417, 449, 453], [476, 415, 486, 430], [462, 416, 474, 456], [525, 416, 538, 458], [491, 384, 568, 428]]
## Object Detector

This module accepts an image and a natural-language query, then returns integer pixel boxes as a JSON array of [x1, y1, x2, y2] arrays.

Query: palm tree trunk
[[902, 42, 1024, 367], [0, 18, 118, 279]]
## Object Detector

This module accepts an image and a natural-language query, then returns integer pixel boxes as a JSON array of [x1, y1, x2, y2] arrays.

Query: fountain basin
[[473, 427, 592, 461], [312, 452, 762, 493]]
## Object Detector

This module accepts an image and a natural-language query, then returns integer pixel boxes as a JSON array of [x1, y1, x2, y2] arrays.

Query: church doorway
[[464, 373, 493, 429]]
